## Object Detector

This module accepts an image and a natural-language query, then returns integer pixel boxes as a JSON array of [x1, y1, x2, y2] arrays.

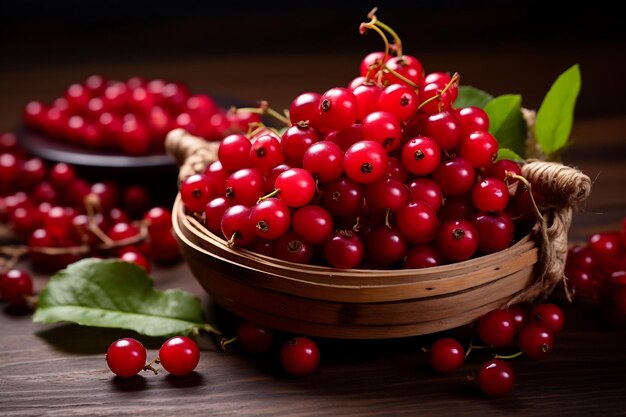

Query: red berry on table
[[236, 321, 274, 353], [478, 308, 517, 348], [588, 232, 622, 259], [507, 303, 529, 329], [159, 336, 200, 376], [478, 359, 515, 397], [518, 322, 555, 359], [106, 338, 147, 378], [0, 269, 34, 306], [119, 250, 150, 273], [530, 303, 565, 334], [280, 336, 320, 376], [430, 337, 465, 373]]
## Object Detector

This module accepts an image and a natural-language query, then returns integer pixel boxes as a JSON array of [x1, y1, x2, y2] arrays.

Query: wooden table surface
[[1, 42, 626, 416]]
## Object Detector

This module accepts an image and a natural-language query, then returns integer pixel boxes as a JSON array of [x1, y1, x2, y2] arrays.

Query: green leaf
[[454, 85, 494, 109], [484, 94, 527, 156], [33, 258, 207, 337], [496, 148, 525, 162], [535, 64, 581, 157]]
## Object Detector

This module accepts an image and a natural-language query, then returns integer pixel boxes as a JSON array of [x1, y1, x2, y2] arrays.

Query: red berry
[[281, 124, 320, 166], [343, 140, 388, 184], [459, 131, 498, 168], [273, 232, 314, 264], [436, 219, 478, 262], [324, 230, 364, 269], [249, 198, 291, 240], [396, 200, 439, 245], [406, 179, 443, 212], [478, 309, 517, 348], [403, 245, 442, 269], [180, 174, 213, 214], [225, 168, 266, 207], [292, 205, 334, 244], [378, 83, 419, 122], [119, 250, 150, 272], [361, 111, 402, 152], [518, 322, 554, 359], [221, 205, 256, 246], [250, 134, 284, 173], [274, 168, 316, 207], [366, 225, 408, 266], [430, 338, 465, 373], [472, 178, 510, 213], [106, 338, 147, 378], [422, 110, 464, 151], [289, 92, 323, 130], [530, 303, 565, 334], [159, 336, 200, 375], [455, 106, 490, 134], [218, 133, 252, 172], [588, 232, 622, 259], [236, 321, 274, 353], [280, 336, 320, 376], [478, 359, 515, 397], [320, 177, 364, 218], [471, 212, 515, 254], [432, 158, 476, 197], [302, 141, 344, 183], [401, 136, 441, 176], [318, 87, 359, 131], [0, 269, 34, 305]]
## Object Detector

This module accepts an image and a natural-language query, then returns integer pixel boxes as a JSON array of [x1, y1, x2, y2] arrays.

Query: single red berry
[[365, 178, 409, 214], [507, 304, 529, 329], [302, 141, 344, 183], [0, 269, 34, 305], [281, 123, 320, 166], [143, 207, 172, 232], [149, 229, 182, 264], [518, 322, 555, 359], [478, 359, 515, 397], [455, 106, 490, 134], [180, 174, 213, 214], [432, 158, 476, 197], [236, 321, 274, 353], [436, 219, 478, 262], [459, 131, 499, 168], [289, 92, 323, 130], [106, 338, 147, 378], [159, 336, 200, 375], [396, 200, 439, 245], [292, 205, 334, 244], [406, 179, 443, 212], [361, 111, 402, 152], [249, 198, 291, 240], [403, 245, 442, 269], [225, 168, 266, 207], [471, 212, 515, 254], [530, 303, 565, 334], [218, 133, 252, 172], [478, 309, 517, 348], [280, 336, 320, 376], [221, 205, 257, 246], [422, 110, 464, 151], [566, 245, 597, 271], [430, 338, 465, 373], [324, 230, 364, 269], [472, 178, 510, 213], [343, 140, 388, 184], [274, 168, 316, 207], [320, 177, 364, 218], [273, 232, 314, 264], [352, 83, 383, 121], [378, 83, 419, 122], [588, 232, 622, 259], [401, 136, 441, 176], [384, 54, 424, 86], [359, 51, 387, 78], [366, 225, 408, 266], [250, 134, 284, 173], [119, 250, 150, 273], [318, 87, 359, 131], [484, 159, 522, 186], [204, 197, 232, 235]]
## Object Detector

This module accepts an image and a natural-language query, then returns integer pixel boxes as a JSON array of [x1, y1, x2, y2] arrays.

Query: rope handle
[[166, 128, 219, 183]]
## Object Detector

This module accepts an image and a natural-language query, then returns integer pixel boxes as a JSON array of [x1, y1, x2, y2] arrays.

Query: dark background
[[1, 1, 625, 121]]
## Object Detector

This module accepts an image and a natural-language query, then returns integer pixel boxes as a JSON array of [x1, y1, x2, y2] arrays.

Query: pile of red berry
[[22, 75, 260, 156], [563, 219, 626, 326], [0, 131, 182, 308], [178, 19, 535, 270]]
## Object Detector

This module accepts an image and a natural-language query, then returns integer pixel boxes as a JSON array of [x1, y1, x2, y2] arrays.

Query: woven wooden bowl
[[166, 128, 591, 339]]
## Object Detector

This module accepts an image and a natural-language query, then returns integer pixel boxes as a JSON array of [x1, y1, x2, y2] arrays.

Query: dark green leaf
[[33, 258, 207, 337], [484, 94, 527, 156], [535, 64, 581, 157], [496, 148, 525, 162], [454, 85, 494, 109]]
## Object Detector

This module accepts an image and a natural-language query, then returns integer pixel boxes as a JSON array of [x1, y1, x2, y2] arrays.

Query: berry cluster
[[0, 131, 182, 307], [22, 75, 260, 156], [564, 218, 626, 326], [428, 301, 565, 397], [106, 336, 200, 377], [221, 321, 320, 376], [179, 12, 534, 269]]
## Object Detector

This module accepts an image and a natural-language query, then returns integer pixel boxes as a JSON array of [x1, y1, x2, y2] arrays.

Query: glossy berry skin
[[397, 201, 439, 245], [274, 168, 316, 207], [250, 134, 284, 173], [361, 111, 402, 152], [407, 179, 443, 212], [530, 303, 565, 334], [455, 106, 490, 134], [321, 177, 364, 218], [432, 158, 476, 197], [401, 136, 441, 176], [281, 124, 320, 166], [478, 359, 515, 397], [478, 309, 517, 348], [302, 141, 344, 183], [365, 178, 409, 214], [324, 231, 364, 269], [430, 338, 465, 373], [225, 168, 266, 207], [289, 92, 323, 129], [588, 232, 622, 259], [106, 338, 147, 378], [180, 174, 213, 214], [359, 51, 387, 77], [0, 269, 34, 305], [518, 322, 554, 359], [249, 198, 291, 240], [280, 336, 320, 376], [221, 205, 257, 246], [343, 140, 388, 184], [204, 197, 232, 234], [366, 225, 408, 266], [318, 87, 359, 131], [459, 131, 499, 168], [292, 205, 334, 244], [436, 219, 478, 262], [384, 55, 424, 86], [378, 83, 419, 122], [403, 245, 442, 269], [274, 232, 314, 264], [159, 336, 200, 375], [119, 250, 150, 272], [471, 212, 514, 254], [422, 110, 464, 151], [472, 178, 510, 213], [236, 321, 274, 353], [485, 159, 522, 185], [218, 133, 251, 172]]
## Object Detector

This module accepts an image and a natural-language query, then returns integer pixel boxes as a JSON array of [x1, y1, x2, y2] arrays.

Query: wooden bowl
[[166, 128, 591, 340]]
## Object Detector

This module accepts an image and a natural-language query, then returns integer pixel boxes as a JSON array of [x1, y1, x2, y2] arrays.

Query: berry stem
[[236, 101, 291, 127], [202, 323, 223, 337], [508, 173, 544, 222], [143, 357, 160, 375], [220, 336, 237, 351], [417, 72, 461, 112], [494, 351, 523, 360], [257, 188, 281, 204]]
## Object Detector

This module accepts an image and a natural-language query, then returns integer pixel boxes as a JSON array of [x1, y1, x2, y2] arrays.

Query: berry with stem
[[478, 359, 515, 397], [106, 338, 148, 378], [430, 337, 465, 373]]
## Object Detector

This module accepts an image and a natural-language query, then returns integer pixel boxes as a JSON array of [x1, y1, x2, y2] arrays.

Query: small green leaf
[[484, 94, 527, 156], [535, 64, 581, 157], [496, 148, 525, 162], [33, 258, 207, 337], [454, 85, 494, 109]]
